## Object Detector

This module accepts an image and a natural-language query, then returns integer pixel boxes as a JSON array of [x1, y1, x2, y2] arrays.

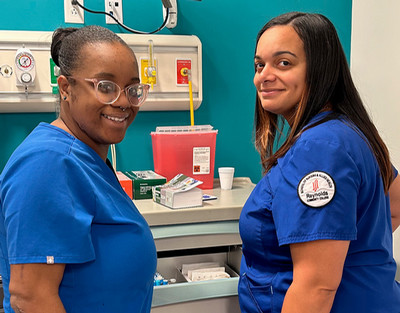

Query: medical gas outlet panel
[[0, 31, 202, 113]]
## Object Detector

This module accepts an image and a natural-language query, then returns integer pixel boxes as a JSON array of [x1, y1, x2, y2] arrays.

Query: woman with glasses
[[238, 12, 400, 313], [0, 25, 156, 312]]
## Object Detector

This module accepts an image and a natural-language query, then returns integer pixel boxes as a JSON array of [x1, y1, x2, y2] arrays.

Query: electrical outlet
[[64, 0, 84, 24], [105, 0, 123, 24]]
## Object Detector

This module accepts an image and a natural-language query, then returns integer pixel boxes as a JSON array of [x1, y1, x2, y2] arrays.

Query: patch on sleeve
[[297, 171, 335, 208]]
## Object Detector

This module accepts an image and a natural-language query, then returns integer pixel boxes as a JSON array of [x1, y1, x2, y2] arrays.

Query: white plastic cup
[[218, 167, 235, 190]]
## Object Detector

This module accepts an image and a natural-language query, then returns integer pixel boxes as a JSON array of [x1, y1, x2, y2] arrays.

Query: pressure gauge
[[15, 47, 36, 87], [16, 51, 35, 71]]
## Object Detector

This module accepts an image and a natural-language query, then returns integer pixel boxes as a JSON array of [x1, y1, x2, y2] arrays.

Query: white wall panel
[[0, 31, 202, 112], [351, 0, 400, 279]]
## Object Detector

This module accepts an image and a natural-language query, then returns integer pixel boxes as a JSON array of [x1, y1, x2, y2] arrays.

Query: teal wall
[[0, 0, 352, 184]]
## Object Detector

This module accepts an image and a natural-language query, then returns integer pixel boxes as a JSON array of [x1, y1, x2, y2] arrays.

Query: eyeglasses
[[68, 77, 150, 107]]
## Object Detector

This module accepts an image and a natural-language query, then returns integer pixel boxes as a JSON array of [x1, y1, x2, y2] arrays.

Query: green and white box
[[124, 170, 167, 200]]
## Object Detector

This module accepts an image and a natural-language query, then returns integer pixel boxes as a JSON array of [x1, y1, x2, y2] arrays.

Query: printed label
[[47, 256, 55, 264], [193, 147, 210, 175]]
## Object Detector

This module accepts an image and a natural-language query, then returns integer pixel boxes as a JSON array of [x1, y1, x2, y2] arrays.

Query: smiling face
[[57, 42, 139, 159], [254, 25, 307, 122]]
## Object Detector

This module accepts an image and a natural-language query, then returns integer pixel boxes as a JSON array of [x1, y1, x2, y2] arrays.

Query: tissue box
[[124, 170, 167, 200], [152, 174, 203, 209]]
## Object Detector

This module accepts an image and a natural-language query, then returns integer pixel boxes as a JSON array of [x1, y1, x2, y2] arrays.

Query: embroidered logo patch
[[297, 171, 335, 208]]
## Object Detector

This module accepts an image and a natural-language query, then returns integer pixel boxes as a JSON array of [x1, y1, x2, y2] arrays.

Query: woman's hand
[[9, 263, 66, 313], [282, 239, 350, 313]]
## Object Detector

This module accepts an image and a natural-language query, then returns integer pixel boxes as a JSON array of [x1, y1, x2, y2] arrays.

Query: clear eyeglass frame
[[68, 77, 150, 107]]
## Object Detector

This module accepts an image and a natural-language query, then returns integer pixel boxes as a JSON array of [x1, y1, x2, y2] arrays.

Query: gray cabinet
[[134, 178, 255, 313]]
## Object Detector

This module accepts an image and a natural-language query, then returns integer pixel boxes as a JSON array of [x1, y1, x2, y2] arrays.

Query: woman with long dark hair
[[238, 12, 400, 312]]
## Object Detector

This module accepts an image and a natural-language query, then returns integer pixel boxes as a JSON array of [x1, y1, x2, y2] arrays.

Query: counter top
[[134, 177, 255, 227]]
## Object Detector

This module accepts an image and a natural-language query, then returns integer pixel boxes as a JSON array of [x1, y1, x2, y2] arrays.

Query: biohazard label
[[297, 171, 335, 208], [193, 147, 210, 175]]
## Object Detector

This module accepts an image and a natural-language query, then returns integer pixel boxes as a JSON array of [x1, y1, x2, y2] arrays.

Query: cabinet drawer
[[153, 246, 242, 310]]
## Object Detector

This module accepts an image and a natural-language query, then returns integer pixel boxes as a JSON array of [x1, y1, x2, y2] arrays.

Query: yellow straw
[[188, 69, 194, 126]]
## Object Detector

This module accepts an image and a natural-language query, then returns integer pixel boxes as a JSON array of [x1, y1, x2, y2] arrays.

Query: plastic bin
[[152, 246, 242, 311], [151, 125, 218, 189]]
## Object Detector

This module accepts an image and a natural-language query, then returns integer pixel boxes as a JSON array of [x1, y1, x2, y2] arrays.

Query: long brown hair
[[254, 12, 393, 192]]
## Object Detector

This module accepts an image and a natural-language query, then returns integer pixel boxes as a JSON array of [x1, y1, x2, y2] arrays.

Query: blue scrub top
[[0, 123, 157, 312], [239, 113, 400, 313]]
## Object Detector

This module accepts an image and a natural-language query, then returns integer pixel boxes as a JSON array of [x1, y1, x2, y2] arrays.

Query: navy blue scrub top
[[238, 113, 400, 313]]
